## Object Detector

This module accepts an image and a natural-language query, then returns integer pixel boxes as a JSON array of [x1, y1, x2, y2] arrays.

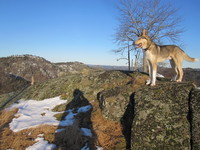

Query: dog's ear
[[142, 29, 148, 36]]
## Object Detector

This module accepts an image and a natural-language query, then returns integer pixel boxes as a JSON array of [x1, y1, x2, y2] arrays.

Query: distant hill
[[0, 55, 90, 83], [89, 64, 129, 70]]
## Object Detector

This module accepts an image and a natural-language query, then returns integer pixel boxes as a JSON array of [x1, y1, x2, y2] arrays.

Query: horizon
[[1, 54, 200, 69], [0, 0, 200, 68]]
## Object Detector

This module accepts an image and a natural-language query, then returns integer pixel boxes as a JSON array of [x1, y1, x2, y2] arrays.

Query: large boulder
[[190, 89, 200, 149], [97, 84, 133, 121], [97, 81, 200, 149], [131, 82, 194, 149]]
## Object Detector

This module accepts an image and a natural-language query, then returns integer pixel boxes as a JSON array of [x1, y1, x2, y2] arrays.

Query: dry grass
[[0, 109, 57, 150], [0, 104, 126, 150], [0, 107, 96, 150], [91, 102, 126, 149], [132, 74, 149, 89], [0, 108, 18, 126]]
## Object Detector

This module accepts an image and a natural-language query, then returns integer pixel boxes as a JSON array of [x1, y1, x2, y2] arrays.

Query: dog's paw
[[150, 83, 156, 86], [146, 79, 151, 85]]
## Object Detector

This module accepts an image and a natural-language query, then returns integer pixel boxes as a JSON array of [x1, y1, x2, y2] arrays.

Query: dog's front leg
[[151, 63, 157, 86], [146, 60, 151, 85]]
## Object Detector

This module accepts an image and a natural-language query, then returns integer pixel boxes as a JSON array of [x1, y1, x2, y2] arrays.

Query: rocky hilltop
[[1, 68, 199, 149], [0, 56, 200, 149], [0, 55, 90, 83]]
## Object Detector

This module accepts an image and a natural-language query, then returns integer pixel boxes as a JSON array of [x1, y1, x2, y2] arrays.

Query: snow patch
[[81, 128, 92, 137], [96, 146, 104, 150], [156, 73, 164, 78], [59, 109, 77, 126], [26, 135, 56, 150], [81, 143, 90, 150], [9, 96, 93, 150], [59, 105, 92, 127], [55, 128, 65, 133], [9, 96, 67, 132], [78, 105, 92, 113]]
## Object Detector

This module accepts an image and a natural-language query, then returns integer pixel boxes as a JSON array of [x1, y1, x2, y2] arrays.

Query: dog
[[134, 29, 198, 86]]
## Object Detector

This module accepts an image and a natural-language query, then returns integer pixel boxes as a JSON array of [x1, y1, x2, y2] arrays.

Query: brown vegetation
[[0, 109, 57, 150], [91, 102, 126, 149]]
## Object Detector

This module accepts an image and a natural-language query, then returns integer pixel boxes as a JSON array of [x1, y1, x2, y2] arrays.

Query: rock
[[21, 70, 132, 101], [97, 85, 133, 121], [190, 89, 200, 150], [131, 82, 194, 150], [97, 81, 199, 149]]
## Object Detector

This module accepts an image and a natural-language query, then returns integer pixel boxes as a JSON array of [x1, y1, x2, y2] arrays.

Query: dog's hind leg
[[176, 64, 183, 82], [170, 60, 178, 81], [173, 58, 183, 82]]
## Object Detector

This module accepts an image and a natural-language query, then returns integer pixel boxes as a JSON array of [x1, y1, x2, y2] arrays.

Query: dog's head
[[134, 29, 151, 49]]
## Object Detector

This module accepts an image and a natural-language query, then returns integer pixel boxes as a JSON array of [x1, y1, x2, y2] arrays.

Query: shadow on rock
[[120, 93, 135, 150], [54, 89, 97, 150]]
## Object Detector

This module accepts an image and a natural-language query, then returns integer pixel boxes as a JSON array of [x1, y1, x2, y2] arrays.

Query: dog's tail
[[183, 53, 199, 62]]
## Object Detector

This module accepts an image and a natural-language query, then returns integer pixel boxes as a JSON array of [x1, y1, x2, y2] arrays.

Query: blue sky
[[0, 0, 199, 68]]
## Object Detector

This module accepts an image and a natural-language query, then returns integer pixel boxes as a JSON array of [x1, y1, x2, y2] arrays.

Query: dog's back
[[158, 45, 198, 62]]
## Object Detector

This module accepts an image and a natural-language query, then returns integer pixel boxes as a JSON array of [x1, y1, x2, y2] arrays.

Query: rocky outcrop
[[132, 83, 194, 149], [1, 68, 199, 149], [19, 70, 133, 101], [98, 79, 200, 149]]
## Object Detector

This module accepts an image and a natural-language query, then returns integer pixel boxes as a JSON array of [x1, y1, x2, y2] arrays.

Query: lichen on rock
[[132, 82, 195, 150]]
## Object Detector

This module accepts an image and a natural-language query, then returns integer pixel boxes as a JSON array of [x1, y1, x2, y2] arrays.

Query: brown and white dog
[[134, 29, 198, 86]]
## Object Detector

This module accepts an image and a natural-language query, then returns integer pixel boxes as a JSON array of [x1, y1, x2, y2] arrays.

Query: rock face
[[132, 83, 194, 149], [98, 78, 200, 149], [97, 84, 133, 121], [190, 89, 200, 149]]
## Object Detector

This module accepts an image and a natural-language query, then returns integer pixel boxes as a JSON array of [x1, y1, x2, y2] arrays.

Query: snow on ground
[[8, 96, 102, 150], [156, 73, 164, 78], [26, 134, 56, 150], [9, 96, 67, 132], [57, 105, 92, 127], [81, 128, 92, 137]]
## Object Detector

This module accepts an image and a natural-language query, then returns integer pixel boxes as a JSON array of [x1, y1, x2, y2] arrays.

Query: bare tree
[[114, 0, 184, 72], [113, 40, 133, 70]]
